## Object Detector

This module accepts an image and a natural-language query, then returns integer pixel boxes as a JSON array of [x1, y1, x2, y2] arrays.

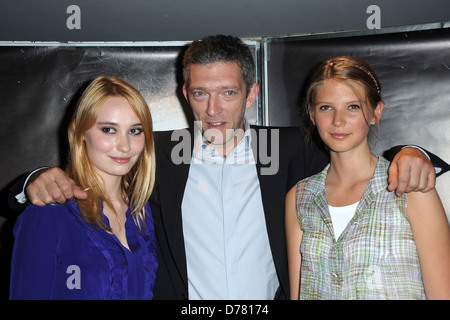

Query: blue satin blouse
[[10, 200, 158, 299]]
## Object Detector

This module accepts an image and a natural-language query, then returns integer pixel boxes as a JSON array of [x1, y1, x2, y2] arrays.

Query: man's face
[[183, 61, 259, 155]]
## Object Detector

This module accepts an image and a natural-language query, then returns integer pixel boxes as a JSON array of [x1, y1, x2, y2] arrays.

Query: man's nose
[[206, 95, 222, 116]]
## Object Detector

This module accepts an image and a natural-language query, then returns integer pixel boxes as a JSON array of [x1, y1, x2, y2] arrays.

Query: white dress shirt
[[181, 120, 279, 299]]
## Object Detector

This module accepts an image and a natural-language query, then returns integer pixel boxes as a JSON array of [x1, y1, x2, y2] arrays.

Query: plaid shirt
[[296, 157, 426, 299]]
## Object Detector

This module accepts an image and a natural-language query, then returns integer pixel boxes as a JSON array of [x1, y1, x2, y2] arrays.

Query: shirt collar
[[305, 156, 392, 205], [192, 118, 253, 164]]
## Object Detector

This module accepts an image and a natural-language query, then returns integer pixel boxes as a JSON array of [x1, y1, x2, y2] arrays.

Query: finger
[[27, 186, 47, 206], [72, 185, 88, 200], [26, 167, 64, 203], [387, 162, 398, 192], [421, 170, 436, 193], [25, 166, 85, 204], [395, 166, 410, 197], [45, 184, 69, 204], [27, 181, 55, 206], [419, 162, 436, 193], [414, 166, 430, 192], [405, 158, 435, 193], [53, 177, 76, 201], [44, 171, 81, 203], [64, 178, 89, 200], [54, 177, 88, 202], [403, 165, 421, 193]]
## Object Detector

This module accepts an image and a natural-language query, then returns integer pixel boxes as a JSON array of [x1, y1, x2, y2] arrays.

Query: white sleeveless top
[[328, 202, 359, 239]]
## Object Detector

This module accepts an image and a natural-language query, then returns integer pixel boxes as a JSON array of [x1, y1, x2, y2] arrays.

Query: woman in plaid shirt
[[285, 56, 450, 300]]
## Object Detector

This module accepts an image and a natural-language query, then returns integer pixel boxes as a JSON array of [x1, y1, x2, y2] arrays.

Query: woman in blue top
[[10, 76, 158, 299]]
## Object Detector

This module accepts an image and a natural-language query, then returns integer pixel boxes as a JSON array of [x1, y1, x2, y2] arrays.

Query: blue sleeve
[[9, 204, 59, 299]]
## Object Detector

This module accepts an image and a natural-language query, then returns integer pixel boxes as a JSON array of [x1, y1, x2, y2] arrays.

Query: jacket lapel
[[252, 126, 288, 297], [155, 127, 195, 290]]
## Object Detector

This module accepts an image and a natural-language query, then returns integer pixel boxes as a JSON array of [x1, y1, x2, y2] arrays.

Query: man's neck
[[196, 120, 249, 158], [209, 130, 246, 157]]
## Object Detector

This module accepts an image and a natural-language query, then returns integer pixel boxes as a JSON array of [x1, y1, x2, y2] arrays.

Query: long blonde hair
[[66, 76, 155, 231]]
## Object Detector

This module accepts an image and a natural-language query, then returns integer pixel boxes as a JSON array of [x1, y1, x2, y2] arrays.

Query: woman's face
[[310, 79, 383, 155], [83, 96, 145, 184]]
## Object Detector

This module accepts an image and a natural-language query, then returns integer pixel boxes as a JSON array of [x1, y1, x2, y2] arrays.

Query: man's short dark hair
[[183, 35, 255, 95]]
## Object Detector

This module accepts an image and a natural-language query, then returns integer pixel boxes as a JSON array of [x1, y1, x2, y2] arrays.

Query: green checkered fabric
[[295, 157, 425, 300]]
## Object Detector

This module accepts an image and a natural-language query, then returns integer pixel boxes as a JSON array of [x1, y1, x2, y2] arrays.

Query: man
[[13, 35, 444, 299]]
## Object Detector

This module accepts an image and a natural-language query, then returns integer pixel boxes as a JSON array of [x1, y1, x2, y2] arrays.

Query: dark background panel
[[1, 0, 449, 41]]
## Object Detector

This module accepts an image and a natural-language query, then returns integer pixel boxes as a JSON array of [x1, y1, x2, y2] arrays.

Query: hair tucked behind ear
[[66, 76, 155, 231]]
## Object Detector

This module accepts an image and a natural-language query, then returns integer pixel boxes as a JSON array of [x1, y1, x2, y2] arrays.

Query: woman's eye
[[319, 105, 331, 111], [101, 127, 115, 134], [348, 104, 361, 110], [130, 128, 143, 135]]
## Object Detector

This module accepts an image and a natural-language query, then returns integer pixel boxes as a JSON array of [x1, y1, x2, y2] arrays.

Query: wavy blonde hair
[[66, 76, 155, 231]]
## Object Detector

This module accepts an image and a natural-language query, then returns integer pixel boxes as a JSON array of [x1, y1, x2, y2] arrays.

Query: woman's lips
[[330, 133, 349, 139], [111, 157, 131, 164]]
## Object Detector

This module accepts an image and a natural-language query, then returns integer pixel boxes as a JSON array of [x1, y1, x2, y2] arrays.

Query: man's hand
[[387, 147, 436, 196], [26, 167, 88, 206]]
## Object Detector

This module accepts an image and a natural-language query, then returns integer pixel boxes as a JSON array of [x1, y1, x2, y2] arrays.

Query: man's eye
[[193, 91, 205, 98], [225, 90, 236, 96]]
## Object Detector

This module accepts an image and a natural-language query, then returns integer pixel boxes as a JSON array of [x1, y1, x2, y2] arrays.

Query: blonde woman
[[10, 76, 157, 299]]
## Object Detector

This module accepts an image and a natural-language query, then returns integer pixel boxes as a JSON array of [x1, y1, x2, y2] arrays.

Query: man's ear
[[245, 83, 260, 109], [182, 84, 188, 101]]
